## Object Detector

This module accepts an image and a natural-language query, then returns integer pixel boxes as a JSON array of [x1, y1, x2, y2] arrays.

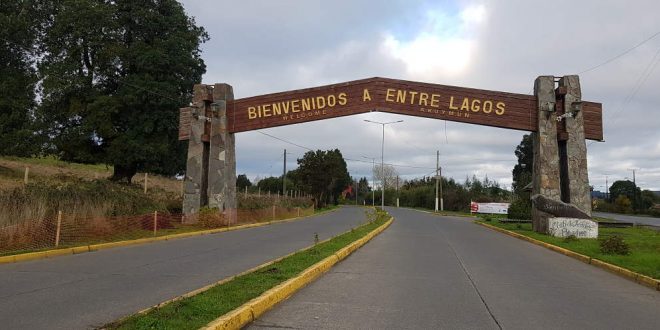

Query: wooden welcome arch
[[179, 76, 603, 235]]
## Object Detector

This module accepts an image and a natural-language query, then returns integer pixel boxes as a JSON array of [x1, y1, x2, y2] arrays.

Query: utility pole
[[605, 175, 609, 202], [435, 150, 439, 212], [283, 149, 287, 196], [629, 168, 638, 211], [364, 119, 403, 209], [363, 156, 376, 206], [396, 175, 400, 208], [372, 158, 375, 206], [440, 165, 444, 211]]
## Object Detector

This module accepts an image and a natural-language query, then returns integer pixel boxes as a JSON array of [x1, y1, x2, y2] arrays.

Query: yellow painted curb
[[475, 221, 660, 291], [201, 217, 394, 330], [0, 208, 338, 265]]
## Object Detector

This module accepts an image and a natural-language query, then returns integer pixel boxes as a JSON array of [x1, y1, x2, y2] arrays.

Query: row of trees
[[1, 0, 207, 182], [597, 180, 659, 215], [236, 149, 352, 208]]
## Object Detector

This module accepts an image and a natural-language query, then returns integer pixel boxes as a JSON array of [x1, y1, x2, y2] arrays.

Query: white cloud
[[382, 5, 486, 79], [179, 0, 660, 191]]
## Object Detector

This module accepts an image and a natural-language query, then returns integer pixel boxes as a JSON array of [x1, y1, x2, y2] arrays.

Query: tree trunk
[[110, 163, 137, 183]]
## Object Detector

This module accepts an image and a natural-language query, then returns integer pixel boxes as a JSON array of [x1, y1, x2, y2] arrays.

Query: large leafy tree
[[512, 134, 533, 193], [609, 180, 639, 207], [0, 0, 41, 156], [236, 174, 252, 191], [297, 149, 351, 207], [509, 134, 533, 219], [39, 0, 208, 182]]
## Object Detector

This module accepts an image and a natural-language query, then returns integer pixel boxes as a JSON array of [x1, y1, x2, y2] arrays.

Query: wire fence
[[0, 205, 314, 256]]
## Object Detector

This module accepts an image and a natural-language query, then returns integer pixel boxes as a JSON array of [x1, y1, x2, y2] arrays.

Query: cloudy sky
[[180, 0, 660, 191]]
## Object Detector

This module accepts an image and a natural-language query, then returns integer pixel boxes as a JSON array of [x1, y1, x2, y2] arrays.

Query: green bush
[[508, 198, 531, 220], [599, 235, 630, 255]]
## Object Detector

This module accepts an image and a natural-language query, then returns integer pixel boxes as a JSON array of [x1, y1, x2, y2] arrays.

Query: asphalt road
[[594, 211, 660, 227], [250, 207, 660, 330], [0, 206, 370, 330]]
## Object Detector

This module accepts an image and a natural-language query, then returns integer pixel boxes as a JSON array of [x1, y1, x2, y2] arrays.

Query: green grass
[[1, 155, 111, 172], [108, 209, 390, 330], [479, 219, 660, 279]]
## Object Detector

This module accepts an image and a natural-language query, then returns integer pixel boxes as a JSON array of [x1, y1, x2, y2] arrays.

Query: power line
[[344, 157, 435, 170], [588, 46, 660, 147], [578, 30, 660, 74], [256, 131, 312, 150], [255, 130, 436, 170]]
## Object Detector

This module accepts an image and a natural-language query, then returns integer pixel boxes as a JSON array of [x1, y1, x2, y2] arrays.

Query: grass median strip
[[106, 208, 390, 330], [477, 219, 660, 280]]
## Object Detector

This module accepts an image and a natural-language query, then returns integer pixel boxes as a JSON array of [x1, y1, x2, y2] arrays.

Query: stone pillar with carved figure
[[560, 76, 591, 217], [208, 83, 237, 223], [532, 76, 561, 233], [181, 84, 237, 223], [532, 75, 597, 238]]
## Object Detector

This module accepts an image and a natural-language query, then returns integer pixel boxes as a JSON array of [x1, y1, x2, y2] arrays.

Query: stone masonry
[[182, 84, 236, 223], [561, 76, 591, 216], [532, 75, 595, 235], [532, 76, 561, 233]]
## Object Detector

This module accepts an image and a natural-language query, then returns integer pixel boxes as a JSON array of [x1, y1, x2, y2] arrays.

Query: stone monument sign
[[178, 76, 603, 236]]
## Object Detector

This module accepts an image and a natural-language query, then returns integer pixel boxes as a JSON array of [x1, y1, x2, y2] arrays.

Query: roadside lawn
[[478, 219, 660, 280]]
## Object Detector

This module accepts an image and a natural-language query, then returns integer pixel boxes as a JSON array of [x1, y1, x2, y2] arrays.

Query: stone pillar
[[208, 84, 237, 218], [560, 76, 591, 216], [532, 76, 561, 233], [183, 84, 212, 221], [182, 83, 237, 223]]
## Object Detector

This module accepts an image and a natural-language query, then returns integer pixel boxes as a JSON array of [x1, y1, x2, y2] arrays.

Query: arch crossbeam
[[199, 77, 603, 140]]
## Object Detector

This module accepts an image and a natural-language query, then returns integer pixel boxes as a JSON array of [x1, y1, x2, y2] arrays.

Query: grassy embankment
[[0, 156, 317, 256], [478, 217, 660, 279], [0, 156, 181, 227], [107, 208, 391, 330]]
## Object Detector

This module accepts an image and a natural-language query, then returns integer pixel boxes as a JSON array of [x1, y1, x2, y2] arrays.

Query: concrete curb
[[475, 221, 660, 291], [0, 208, 338, 265], [201, 217, 394, 330]]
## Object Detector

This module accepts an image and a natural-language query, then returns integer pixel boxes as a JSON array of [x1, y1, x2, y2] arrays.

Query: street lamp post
[[364, 119, 403, 208], [361, 156, 376, 206]]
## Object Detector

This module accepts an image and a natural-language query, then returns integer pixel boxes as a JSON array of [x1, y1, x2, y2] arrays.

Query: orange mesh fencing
[[0, 205, 314, 256]]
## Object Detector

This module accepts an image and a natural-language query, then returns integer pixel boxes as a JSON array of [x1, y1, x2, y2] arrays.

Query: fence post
[[153, 211, 158, 236], [55, 210, 62, 247], [245, 186, 248, 195], [144, 173, 148, 193], [297, 207, 300, 217], [24, 167, 29, 185], [272, 205, 276, 220]]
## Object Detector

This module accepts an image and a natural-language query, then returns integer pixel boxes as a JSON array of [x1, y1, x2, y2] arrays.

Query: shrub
[[599, 235, 630, 255], [508, 198, 531, 220], [614, 195, 632, 214]]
